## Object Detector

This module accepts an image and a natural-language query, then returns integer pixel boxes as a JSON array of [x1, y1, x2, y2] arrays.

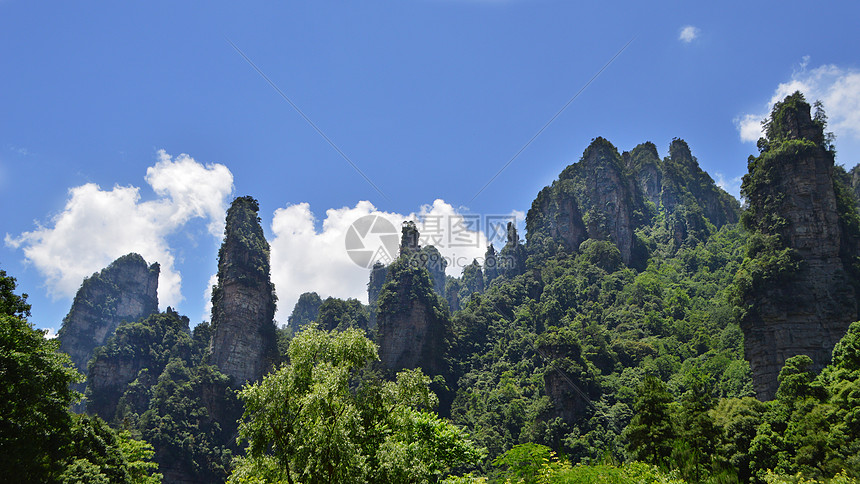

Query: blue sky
[[3, 1, 860, 335]]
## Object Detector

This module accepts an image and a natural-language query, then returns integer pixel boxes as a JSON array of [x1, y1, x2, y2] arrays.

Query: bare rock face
[[58, 253, 160, 378], [208, 196, 278, 386], [376, 223, 450, 377], [527, 137, 647, 266], [528, 137, 740, 266], [624, 141, 663, 208], [739, 92, 860, 400]]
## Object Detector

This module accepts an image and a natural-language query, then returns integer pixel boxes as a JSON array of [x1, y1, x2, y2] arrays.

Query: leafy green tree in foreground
[[229, 326, 484, 484], [1, 307, 81, 479], [0, 267, 161, 482]]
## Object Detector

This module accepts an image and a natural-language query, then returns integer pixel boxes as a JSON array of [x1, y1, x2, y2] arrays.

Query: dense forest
[[4, 93, 860, 483]]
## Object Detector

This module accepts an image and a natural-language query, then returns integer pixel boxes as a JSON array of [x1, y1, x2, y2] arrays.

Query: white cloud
[[269, 199, 521, 322], [43, 327, 58, 339], [735, 61, 860, 144], [679, 25, 699, 43], [714, 172, 743, 200], [146, 151, 234, 236], [5, 151, 233, 309], [202, 273, 218, 323]]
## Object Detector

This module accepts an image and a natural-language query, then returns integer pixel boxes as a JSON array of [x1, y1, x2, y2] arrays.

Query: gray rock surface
[[208, 196, 278, 385], [58, 253, 160, 378], [740, 94, 860, 400]]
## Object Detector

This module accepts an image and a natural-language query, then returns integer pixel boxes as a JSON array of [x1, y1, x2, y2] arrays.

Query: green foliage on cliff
[[377, 252, 448, 321], [27, 107, 860, 482], [316, 296, 370, 332], [212, 196, 276, 319], [734, 91, 860, 327], [85, 309, 241, 482], [287, 291, 322, 334]]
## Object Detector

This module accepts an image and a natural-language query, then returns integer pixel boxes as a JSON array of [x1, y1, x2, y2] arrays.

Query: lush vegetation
[[7, 97, 860, 483], [229, 326, 483, 484], [0, 267, 161, 482]]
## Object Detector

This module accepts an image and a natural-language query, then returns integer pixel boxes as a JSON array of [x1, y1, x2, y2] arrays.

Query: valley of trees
[[4, 93, 860, 483]]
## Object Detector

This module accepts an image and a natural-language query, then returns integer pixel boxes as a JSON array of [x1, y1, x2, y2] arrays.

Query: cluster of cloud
[[679, 25, 700, 43], [5, 150, 234, 308], [735, 59, 860, 144], [7, 149, 525, 325], [268, 199, 524, 322]]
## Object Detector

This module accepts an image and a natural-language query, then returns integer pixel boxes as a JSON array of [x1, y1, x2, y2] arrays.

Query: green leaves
[[232, 326, 482, 483], [0, 312, 83, 480]]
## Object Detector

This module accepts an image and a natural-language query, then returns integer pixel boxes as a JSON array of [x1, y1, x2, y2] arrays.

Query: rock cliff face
[[738, 92, 860, 400], [208, 196, 278, 386], [58, 253, 160, 378], [655, 139, 740, 245], [664, 139, 739, 228], [375, 223, 450, 377], [527, 137, 740, 265], [368, 223, 447, 326], [527, 137, 647, 266], [624, 141, 663, 208]]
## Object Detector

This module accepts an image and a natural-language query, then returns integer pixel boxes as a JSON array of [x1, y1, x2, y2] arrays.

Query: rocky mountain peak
[[208, 196, 278, 385], [376, 225, 450, 377], [58, 253, 159, 378], [737, 92, 860, 399], [527, 137, 647, 266]]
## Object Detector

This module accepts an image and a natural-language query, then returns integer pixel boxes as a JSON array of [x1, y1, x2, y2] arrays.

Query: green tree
[[231, 326, 482, 484], [315, 297, 369, 332], [673, 368, 721, 482], [60, 414, 161, 484], [0, 271, 82, 480], [624, 374, 675, 466], [0, 267, 31, 318], [1, 269, 160, 482]]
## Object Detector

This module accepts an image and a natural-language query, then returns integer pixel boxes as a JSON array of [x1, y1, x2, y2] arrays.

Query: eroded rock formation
[[208, 196, 278, 385], [376, 223, 451, 377], [527, 137, 647, 266], [738, 92, 860, 400], [527, 137, 739, 266], [86, 308, 192, 420], [58, 253, 160, 378]]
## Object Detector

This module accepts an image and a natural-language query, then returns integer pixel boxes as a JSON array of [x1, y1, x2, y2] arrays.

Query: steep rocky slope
[[527, 137, 646, 267], [287, 291, 323, 333], [526, 137, 739, 267], [208, 196, 278, 385], [375, 222, 451, 377], [736, 92, 860, 399], [58, 253, 160, 378]]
